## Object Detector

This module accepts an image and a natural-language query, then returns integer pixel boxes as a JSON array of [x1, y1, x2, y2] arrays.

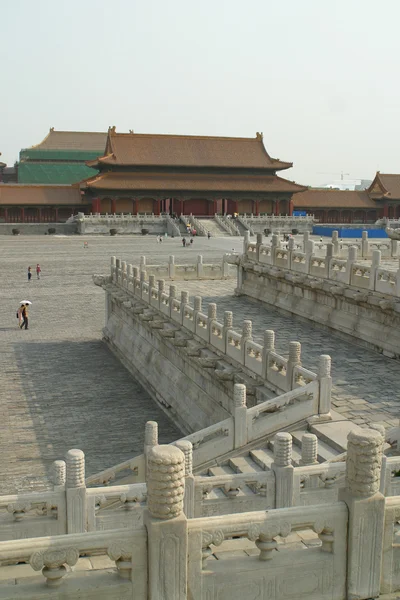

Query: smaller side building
[[0, 185, 88, 222]]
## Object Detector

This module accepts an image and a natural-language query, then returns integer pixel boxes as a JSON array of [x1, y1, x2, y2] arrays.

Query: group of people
[[182, 237, 194, 247], [27, 264, 41, 281]]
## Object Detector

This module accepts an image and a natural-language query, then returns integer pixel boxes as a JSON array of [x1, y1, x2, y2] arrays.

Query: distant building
[[293, 173, 400, 223], [320, 179, 372, 191], [17, 128, 107, 185]]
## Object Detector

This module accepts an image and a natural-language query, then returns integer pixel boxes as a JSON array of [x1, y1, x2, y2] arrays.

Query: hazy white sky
[[2, 0, 400, 185]]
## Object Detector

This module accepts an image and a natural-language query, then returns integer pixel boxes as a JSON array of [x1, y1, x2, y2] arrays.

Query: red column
[[38, 208, 42, 223], [91, 198, 99, 214], [289, 198, 294, 216], [274, 200, 279, 216], [154, 199, 160, 215], [212, 200, 217, 215], [20, 208, 25, 222], [255, 200, 259, 216], [4, 208, 8, 222], [132, 199, 137, 215], [383, 203, 389, 218], [111, 198, 117, 214]]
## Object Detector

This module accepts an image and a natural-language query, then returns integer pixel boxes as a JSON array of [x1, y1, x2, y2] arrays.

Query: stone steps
[[197, 219, 231, 237]]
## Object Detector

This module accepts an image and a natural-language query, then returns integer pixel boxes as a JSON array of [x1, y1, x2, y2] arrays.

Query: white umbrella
[[20, 300, 32, 305]]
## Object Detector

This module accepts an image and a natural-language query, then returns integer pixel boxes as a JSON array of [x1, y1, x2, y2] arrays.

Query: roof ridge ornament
[[108, 126, 116, 134], [256, 132, 263, 140]]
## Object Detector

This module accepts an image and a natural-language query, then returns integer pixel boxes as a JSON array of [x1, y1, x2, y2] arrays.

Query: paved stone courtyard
[[0, 235, 243, 493], [1, 233, 399, 494]]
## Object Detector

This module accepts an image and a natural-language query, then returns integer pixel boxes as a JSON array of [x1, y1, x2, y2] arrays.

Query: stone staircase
[[197, 218, 232, 237], [198, 422, 343, 502]]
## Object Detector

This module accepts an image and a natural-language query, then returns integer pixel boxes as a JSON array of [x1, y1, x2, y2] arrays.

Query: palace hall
[[82, 128, 306, 216]]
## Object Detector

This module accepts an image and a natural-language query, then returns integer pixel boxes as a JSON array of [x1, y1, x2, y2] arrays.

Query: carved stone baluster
[[107, 541, 132, 579], [319, 526, 334, 552], [256, 527, 279, 561], [30, 548, 79, 587]]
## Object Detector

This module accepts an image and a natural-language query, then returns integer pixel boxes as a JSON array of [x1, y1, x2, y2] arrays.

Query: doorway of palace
[[183, 198, 210, 216], [237, 199, 253, 214], [100, 198, 112, 214], [137, 198, 154, 213], [116, 198, 133, 213]]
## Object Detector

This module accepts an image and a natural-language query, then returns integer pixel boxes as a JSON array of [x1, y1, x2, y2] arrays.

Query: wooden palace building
[[82, 128, 306, 216]]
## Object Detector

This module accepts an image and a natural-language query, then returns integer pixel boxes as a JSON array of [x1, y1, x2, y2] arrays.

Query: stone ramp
[[173, 279, 400, 431]]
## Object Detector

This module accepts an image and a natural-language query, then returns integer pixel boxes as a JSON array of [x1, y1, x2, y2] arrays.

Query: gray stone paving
[[174, 279, 400, 431], [1, 233, 399, 493], [0, 235, 242, 494]]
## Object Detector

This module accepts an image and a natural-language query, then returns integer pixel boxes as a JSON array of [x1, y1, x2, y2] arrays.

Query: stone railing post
[[158, 279, 165, 309], [300, 434, 318, 465], [241, 319, 252, 363], [144, 421, 158, 478], [140, 255, 146, 270], [391, 238, 398, 258], [361, 230, 369, 258], [127, 263, 133, 291], [346, 246, 357, 283], [121, 261, 127, 287], [233, 383, 247, 449], [256, 233, 263, 261], [339, 429, 385, 600], [317, 354, 332, 420], [332, 230, 339, 255], [287, 341, 301, 389], [207, 303, 217, 341], [369, 249, 381, 291], [111, 256, 116, 282], [325, 242, 333, 276], [65, 449, 86, 533], [145, 445, 187, 600], [222, 253, 230, 277], [223, 311, 233, 353], [175, 440, 194, 518], [193, 295, 202, 328], [140, 269, 147, 299], [243, 230, 250, 254], [181, 291, 190, 323], [115, 258, 121, 284], [169, 255, 175, 278], [169, 285, 177, 317], [272, 432, 293, 508], [51, 460, 66, 490], [287, 237, 295, 269], [148, 274, 155, 300], [302, 231, 309, 253], [305, 240, 315, 273], [196, 255, 203, 278], [262, 329, 275, 380]]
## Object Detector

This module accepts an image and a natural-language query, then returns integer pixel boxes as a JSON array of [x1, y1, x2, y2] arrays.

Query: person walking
[[182, 237, 187, 247], [20, 303, 29, 330], [27, 266, 32, 282], [207, 231, 211, 239], [36, 264, 41, 279]]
